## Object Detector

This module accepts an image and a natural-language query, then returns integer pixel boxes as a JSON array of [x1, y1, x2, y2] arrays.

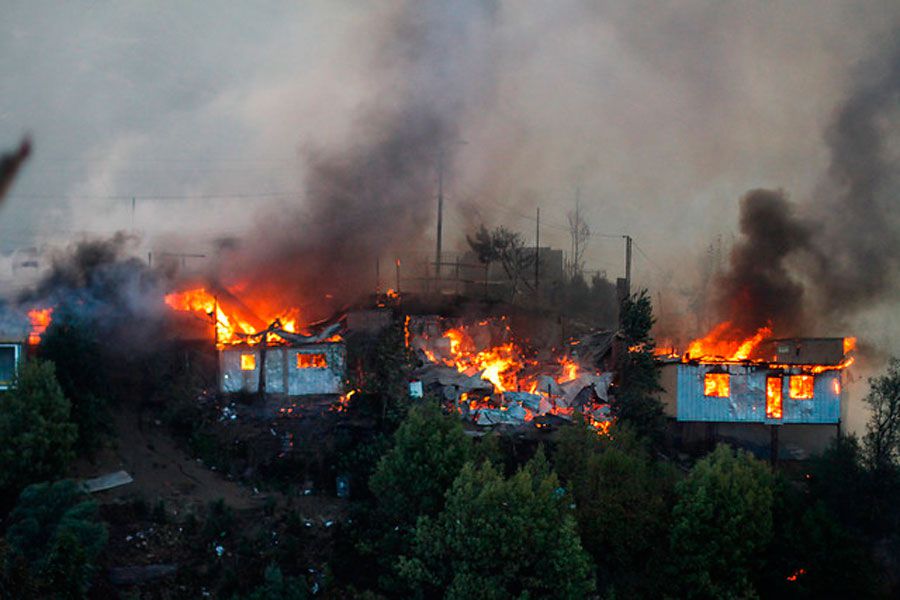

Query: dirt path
[[72, 405, 264, 511]]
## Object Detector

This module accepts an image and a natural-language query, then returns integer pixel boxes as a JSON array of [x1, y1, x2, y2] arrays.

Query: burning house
[[659, 331, 855, 458], [164, 287, 347, 398], [219, 323, 346, 396]]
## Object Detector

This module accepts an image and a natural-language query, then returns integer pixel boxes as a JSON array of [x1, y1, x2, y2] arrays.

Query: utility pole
[[435, 148, 445, 281], [624, 234, 633, 298], [534, 206, 540, 294], [434, 140, 466, 283]]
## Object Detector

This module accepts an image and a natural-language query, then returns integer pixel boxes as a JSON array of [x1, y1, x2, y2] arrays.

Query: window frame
[[296, 352, 327, 369], [788, 374, 815, 400], [703, 372, 730, 398]]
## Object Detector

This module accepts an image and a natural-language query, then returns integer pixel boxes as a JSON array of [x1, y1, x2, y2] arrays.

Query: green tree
[[807, 435, 867, 531], [400, 454, 594, 599], [232, 564, 308, 600], [369, 402, 471, 525], [364, 403, 472, 594], [669, 445, 774, 599], [467, 225, 535, 300], [0, 359, 77, 501], [4, 480, 108, 598], [39, 310, 111, 456], [613, 290, 665, 443], [555, 425, 676, 597], [754, 471, 881, 598]]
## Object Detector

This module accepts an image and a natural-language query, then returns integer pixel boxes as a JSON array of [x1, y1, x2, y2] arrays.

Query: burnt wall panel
[[221, 348, 259, 393], [264, 348, 285, 394], [286, 344, 345, 396], [221, 343, 347, 396]]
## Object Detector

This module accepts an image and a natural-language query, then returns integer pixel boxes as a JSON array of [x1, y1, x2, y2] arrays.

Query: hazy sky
[[2, 1, 899, 326]]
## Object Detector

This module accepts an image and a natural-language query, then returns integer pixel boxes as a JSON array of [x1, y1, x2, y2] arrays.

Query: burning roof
[[164, 285, 342, 348], [663, 318, 856, 374]]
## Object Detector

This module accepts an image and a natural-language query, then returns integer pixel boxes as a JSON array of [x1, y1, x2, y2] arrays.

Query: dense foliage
[[399, 454, 594, 599], [39, 307, 112, 455], [4, 480, 108, 598], [0, 359, 77, 503], [669, 445, 774, 598], [555, 425, 676, 597]]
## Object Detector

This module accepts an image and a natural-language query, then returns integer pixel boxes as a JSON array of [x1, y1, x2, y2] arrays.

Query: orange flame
[[422, 326, 525, 392], [686, 322, 771, 362], [558, 356, 580, 383], [165, 286, 310, 348], [27, 308, 53, 346]]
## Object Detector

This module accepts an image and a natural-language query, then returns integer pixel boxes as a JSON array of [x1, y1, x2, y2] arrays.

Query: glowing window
[[704, 373, 730, 397], [789, 375, 814, 399], [766, 377, 783, 419], [240, 353, 256, 371], [297, 353, 327, 369]]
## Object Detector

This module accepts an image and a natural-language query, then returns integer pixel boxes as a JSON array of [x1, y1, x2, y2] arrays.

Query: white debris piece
[[81, 470, 133, 493]]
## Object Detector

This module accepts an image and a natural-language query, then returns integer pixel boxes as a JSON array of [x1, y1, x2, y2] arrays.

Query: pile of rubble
[[406, 315, 616, 430]]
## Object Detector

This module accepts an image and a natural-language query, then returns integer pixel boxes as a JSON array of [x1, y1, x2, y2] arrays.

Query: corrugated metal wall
[[675, 363, 840, 424], [220, 343, 345, 396]]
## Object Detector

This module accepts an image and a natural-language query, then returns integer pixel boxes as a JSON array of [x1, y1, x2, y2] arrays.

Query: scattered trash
[[336, 475, 350, 499], [81, 470, 134, 493]]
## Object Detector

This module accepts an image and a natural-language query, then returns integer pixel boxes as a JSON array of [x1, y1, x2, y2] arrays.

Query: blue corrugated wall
[[675, 363, 840, 424]]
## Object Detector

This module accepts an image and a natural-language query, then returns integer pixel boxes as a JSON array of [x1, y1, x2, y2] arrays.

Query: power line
[[631, 239, 666, 274], [8, 191, 297, 201]]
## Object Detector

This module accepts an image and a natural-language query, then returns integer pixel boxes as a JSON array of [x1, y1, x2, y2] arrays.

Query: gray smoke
[[214, 0, 498, 318], [713, 38, 900, 335], [809, 41, 900, 317]]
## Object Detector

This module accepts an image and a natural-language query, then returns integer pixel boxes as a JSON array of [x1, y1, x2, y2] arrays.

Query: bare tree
[[567, 190, 589, 278]]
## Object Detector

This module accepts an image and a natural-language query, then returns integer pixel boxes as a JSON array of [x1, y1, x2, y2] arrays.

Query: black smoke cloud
[[713, 39, 900, 335], [210, 1, 498, 318], [715, 189, 811, 337], [19, 233, 166, 351]]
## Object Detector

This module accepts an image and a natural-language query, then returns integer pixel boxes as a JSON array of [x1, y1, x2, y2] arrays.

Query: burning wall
[[163, 284, 348, 397], [659, 336, 852, 426]]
